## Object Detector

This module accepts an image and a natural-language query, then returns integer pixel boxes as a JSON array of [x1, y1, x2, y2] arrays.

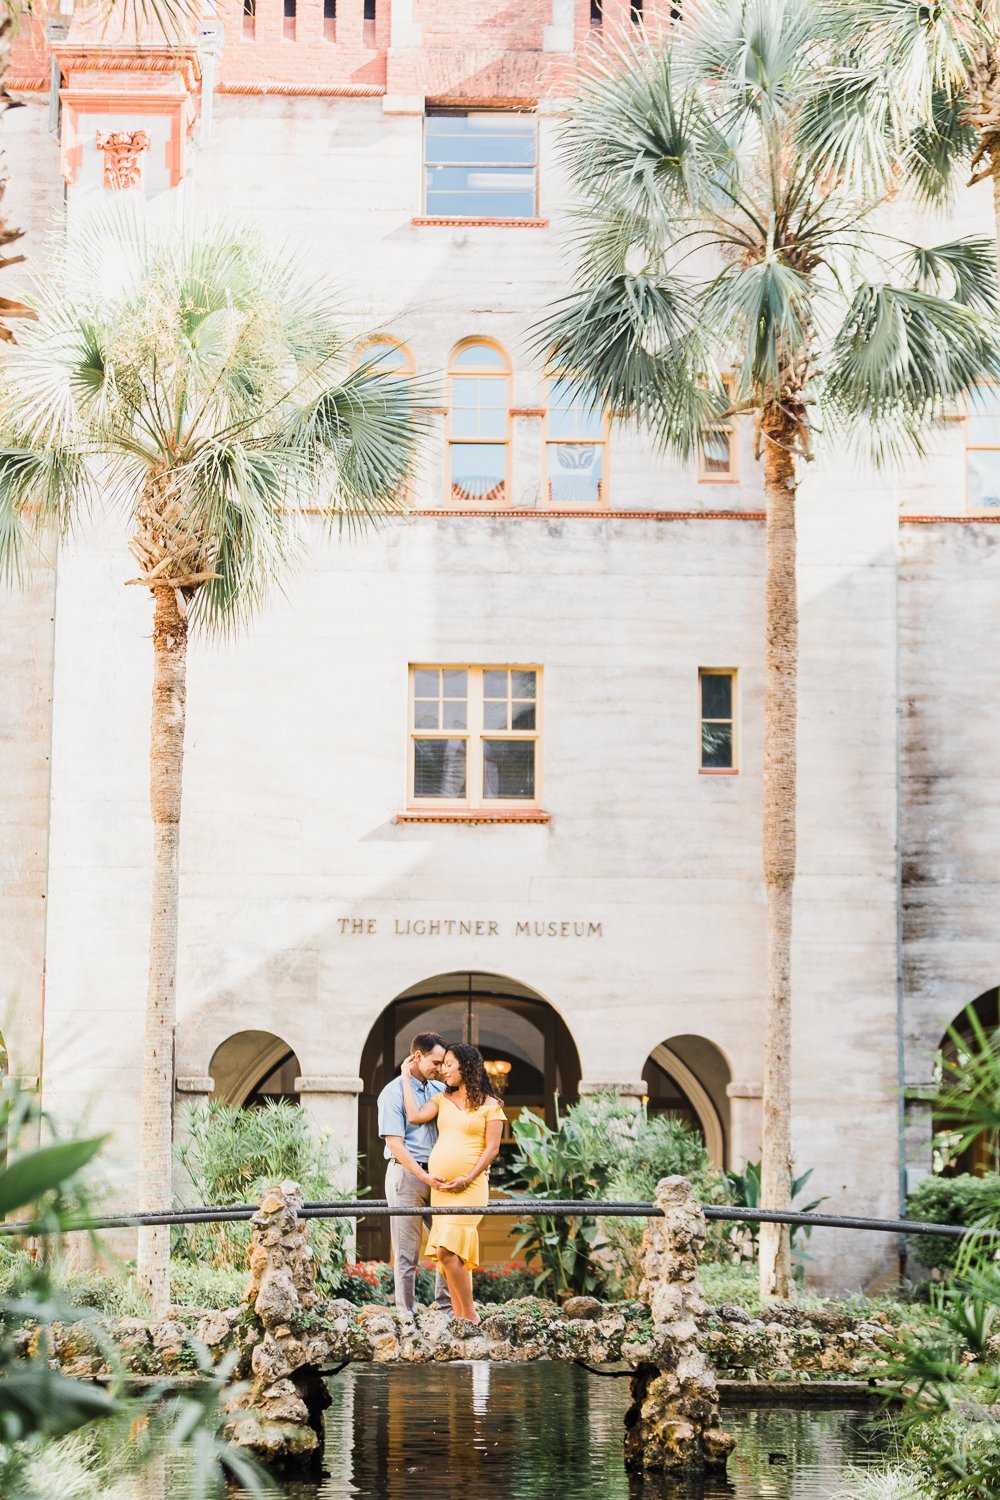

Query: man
[[377, 1031, 453, 1318]]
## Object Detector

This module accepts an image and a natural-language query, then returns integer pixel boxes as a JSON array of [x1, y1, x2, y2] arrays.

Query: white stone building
[[1, 0, 998, 1287]]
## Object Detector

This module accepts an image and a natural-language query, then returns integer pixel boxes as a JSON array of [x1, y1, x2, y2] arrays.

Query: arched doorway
[[209, 1030, 301, 1108], [358, 971, 581, 1260], [934, 986, 999, 1177], [642, 1035, 730, 1169]]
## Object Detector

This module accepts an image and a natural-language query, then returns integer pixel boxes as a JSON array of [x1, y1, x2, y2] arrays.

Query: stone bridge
[[223, 1176, 735, 1477]]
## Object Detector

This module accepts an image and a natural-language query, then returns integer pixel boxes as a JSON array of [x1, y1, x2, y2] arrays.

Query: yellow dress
[[424, 1093, 506, 1271]]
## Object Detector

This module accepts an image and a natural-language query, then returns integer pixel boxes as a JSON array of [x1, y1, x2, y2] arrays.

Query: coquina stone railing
[[222, 1176, 735, 1474]]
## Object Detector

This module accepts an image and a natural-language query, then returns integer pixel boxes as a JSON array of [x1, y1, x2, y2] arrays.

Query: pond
[[255, 1365, 890, 1500]]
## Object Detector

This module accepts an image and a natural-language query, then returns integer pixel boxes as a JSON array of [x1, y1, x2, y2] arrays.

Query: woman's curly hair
[[444, 1043, 495, 1111]]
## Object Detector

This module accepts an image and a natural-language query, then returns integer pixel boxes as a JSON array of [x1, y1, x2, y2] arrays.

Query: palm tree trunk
[[991, 150, 1000, 291], [758, 412, 798, 1304], [136, 583, 188, 1313]]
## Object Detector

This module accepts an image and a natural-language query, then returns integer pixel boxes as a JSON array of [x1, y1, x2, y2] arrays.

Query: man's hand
[[423, 1172, 447, 1189]]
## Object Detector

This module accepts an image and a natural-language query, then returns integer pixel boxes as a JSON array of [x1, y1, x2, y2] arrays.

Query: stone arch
[[209, 1030, 302, 1108], [642, 1035, 732, 1170], [357, 969, 582, 1261], [933, 985, 999, 1177]]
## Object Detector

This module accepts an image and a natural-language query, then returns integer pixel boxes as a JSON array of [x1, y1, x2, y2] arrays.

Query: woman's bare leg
[[437, 1247, 477, 1322]]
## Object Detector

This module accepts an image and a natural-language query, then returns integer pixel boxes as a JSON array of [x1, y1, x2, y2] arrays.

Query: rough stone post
[[623, 1176, 735, 1475], [225, 1180, 331, 1467]]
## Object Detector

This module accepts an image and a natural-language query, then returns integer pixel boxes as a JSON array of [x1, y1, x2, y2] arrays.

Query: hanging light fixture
[[483, 1058, 512, 1094]]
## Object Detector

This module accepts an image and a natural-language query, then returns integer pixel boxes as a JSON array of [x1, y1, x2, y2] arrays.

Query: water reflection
[[258, 1364, 888, 1500]]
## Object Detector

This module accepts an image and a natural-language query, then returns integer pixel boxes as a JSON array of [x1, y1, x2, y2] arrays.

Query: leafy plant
[[506, 1094, 730, 1297], [176, 1098, 353, 1290], [727, 1160, 826, 1281], [905, 1173, 1000, 1276], [0, 1087, 271, 1497]]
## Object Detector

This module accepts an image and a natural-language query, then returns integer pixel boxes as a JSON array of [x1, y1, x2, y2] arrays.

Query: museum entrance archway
[[642, 1035, 730, 1169], [209, 1030, 301, 1108], [934, 985, 999, 1177], [358, 972, 581, 1261]]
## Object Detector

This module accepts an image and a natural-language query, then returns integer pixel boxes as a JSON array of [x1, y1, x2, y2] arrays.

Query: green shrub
[[506, 1094, 731, 1298], [905, 1173, 1000, 1275], [327, 1261, 394, 1305], [176, 1099, 353, 1290]]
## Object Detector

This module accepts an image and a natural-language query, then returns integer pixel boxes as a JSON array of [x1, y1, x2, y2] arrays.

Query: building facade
[[2, 0, 999, 1287]]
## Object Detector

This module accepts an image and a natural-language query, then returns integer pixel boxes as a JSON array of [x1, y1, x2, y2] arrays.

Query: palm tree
[[0, 206, 426, 1311], [537, 0, 1000, 1299]]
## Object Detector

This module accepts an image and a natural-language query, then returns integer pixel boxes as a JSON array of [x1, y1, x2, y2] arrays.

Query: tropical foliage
[[0, 205, 426, 1310], [0, 1088, 267, 1499], [539, 0, 1000, 1298], [177, 1098, 353, 1282], [506, 1094, 729, 1296]]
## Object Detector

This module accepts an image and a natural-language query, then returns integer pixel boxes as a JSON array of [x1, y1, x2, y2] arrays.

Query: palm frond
[[0, 445, 88, 584], [822, 281, 1000, 461], [287, 366, 432, 531], [900, 237, 997, 314], [703, 255, 815, 403], [531, 273, 718, 457], [905, 87, 977, 206]]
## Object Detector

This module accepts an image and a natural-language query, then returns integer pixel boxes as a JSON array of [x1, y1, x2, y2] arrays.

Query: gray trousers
[[386, 1161, 452, 1315]]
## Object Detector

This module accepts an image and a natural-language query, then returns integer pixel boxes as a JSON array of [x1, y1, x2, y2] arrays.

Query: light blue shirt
[[377, 1074, 445, 1162]]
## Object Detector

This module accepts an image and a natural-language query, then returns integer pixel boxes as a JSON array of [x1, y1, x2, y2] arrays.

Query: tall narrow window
[[966, 383, 1000, 512], [363, 0, 375, 40], [590, 0, 603, 26], [631, 0, 643, 21], [242, 0, 255, 40], [698, 383, 737, 482], [700, 670, 737, 772], [409, 667, 541, 808], [448, 340, 511, 505], [424, 111, 537, 220], [323, 0, 336, 38], [546, 377, 607, 506], [283, 0, 295, 40]]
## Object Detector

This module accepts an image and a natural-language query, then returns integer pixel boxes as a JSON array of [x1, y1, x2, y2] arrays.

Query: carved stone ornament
[[95, 129, 151, 190]]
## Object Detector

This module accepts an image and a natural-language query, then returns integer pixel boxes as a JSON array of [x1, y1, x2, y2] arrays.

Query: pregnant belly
[[428, 1137, 481, 1179]]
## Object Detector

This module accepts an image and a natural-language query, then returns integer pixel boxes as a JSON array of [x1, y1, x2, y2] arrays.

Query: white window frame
[[964, 381, 1000, 515], [408, 665, 543, 810]]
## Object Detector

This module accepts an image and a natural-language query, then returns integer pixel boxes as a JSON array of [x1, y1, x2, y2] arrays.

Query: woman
[[400, 1042, 505, 1324]]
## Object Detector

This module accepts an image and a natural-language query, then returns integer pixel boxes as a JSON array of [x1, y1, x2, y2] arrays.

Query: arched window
[[545, 375, 608, 506], [354, 337, 415, 376], [448, 340, 511, 505]]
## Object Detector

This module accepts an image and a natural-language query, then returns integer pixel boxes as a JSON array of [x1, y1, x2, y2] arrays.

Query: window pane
[[701, 723, 733, 770], [414, 669, 439, 697], [450, 444, 506, 502], [549, 379, 604, 439], [701, 673, 732, 719], [547, 443, 603, 505], [967, 450, 1000, 508], [443, 669, 467, 697], [483, 739, 535, 798], [512, 703, 536, 730], [701, 429, 732, 473], [364, 341, 409, 372], [414, 700, 439, 729], [483, 700, 508, 730], [442, 700, 467, 729], [483, 670, 508, 698], [425, 113, 536, 166], [511, 670, 536, 699], [415, 738, 467, 798], [452, 342, 507, 369]]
